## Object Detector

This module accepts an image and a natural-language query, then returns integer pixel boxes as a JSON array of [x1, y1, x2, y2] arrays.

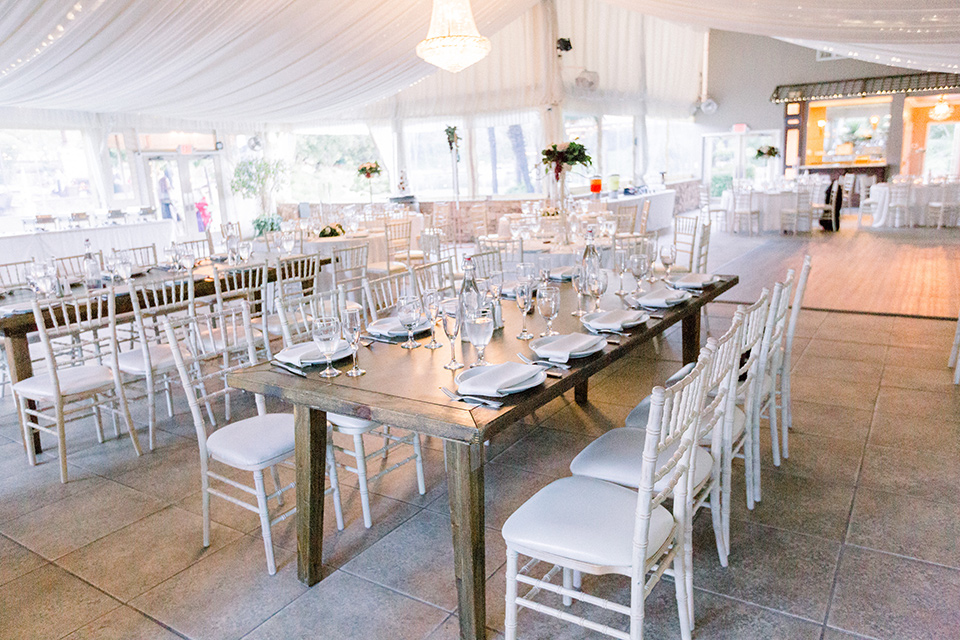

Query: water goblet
[[515, 282, 534, 340], [311, 316, 342, 378], [103, 253, 118, 282], [660, 244, 677, 281], [537, 285, 560, 336], [516, 262, 536, 285], [422, 289, 443, 349], [341, 307, 365, 377], [629, 252, 650, 296], [116, 250, 133, 281], [280, 231, 296, 256], [226, 232, 239, 265], [440, 298, 463, 370], [487, 270, 504, 303], [238, 241, 253, 262], [464, 304, 494, 367], [571, 266, 587, 316], [645, 241, 658, 287], [613, 248, 628, 295], [588, 269, 608, 313], [536, 254, 552, 285], [397, 295, 423, 349], [177, 246, 195, 272]]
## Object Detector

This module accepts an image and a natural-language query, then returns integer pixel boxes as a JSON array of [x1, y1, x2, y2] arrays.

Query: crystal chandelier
[[930, 95, 954, 121], [416, 0, 491, 73]]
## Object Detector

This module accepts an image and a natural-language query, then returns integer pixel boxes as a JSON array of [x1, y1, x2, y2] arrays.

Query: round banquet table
[[869, 183, 950, 228], [719, 189, 795, 232]]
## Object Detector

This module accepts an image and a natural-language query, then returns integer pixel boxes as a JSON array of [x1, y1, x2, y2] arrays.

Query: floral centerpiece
[[358, 161, 381, 178], [541, 206, 559, 217], [755, 145, 779, 159], [540, 141, 592, 244], [317, 223, 345, 238]]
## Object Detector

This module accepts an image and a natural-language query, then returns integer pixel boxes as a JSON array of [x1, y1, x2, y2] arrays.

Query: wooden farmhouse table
[[0, 254, 330, 455], [227, 274, 738, 640]]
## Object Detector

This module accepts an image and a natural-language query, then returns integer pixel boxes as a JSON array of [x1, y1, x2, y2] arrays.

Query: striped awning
[[771, 72, 960, 103]]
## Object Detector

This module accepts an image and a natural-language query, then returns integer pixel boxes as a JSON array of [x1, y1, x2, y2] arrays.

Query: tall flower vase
[[367, 179, 374, 204], [554, 169, 571, 245]]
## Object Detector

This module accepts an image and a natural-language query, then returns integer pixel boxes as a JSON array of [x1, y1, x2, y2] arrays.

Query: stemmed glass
[[115, 250, 133, 281], [516, 282, 534, 340], [311, 316, 342, 378], [629, 252, 650, 296], [487, 270, 504, 307], [225, 230, 240, 265], [440, 298, 463, 370], [238, 241, 253, 263], [176, 246, 195, 272], [587, 269, 608, 313], [571, 266, 586, 316], [422, 289, 443, 349], [103, 253, 118, 282], [613, 248, 628, 295], [536, 255, 552, 285], [516, 262, 536, 286], [537, 285, 560, 336], [341, 307, 365, 377], [645, 241, 658, 288], [280, 231, 296, 256], [397, 295, 423, 349], [464, 304, 494, 367], [660, 244, 677, 281]]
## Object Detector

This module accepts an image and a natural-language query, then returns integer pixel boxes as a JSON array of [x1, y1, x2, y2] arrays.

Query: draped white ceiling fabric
[[778, 39, 960, 74], [0, 0, 537, 126]]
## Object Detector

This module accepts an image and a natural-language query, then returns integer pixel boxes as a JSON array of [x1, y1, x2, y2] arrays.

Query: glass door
[[148, 154, 225, 236], [702, 130, 781, 194]]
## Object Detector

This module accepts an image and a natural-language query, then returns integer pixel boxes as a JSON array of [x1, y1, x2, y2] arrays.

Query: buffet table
[[0, 220, 176, 260]]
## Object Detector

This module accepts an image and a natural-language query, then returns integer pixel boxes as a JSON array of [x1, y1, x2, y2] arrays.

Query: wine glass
[[587, 269, 608, 313], [311, 316, 342, 378], [225, 231, 239, 265], [613, 248, 628, 295], [660, 244, 677, 281], [487, 270, 504, 304], [516, 262, 536, 285], [422, 289, 443, 349], [645, 241, 658, 287], [177, 246, 194, 272], [397, 295, 423, 349], [103, 252, 118, 282], [238, 241, 253, 262], [116, 250, 133, 281], [629, 252, 650, 296], [536, 254, 552, 285], [515, 282, 534, 340], [537, 285, 560, 336], [341, 307, 365, 377], [281, 231, 296, 255], [440, 298, 463, 370], [571, 265, 586, 316], [464, 304, 494, 367]]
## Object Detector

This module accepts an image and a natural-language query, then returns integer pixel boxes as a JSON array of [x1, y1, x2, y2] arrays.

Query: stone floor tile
[[800, 338, 887, 364], [848, 488, 960, 570], [107, 438, 202, 503], [691, 517, 840, 621], [884, 345, 953, 370], [758, 430, 864, 485], [0, 564, 118, 640], [860, 445, 960, 505], [0, 479, 166, 559], [793, 354, 884, 386], [0, 534, 47, 587], [788, 400, 872, 442], [491, 427, 595, 480], [537, 399, 635, 438], [875, 385, 960, 420], [130, 535, 309, 640], [821, 628, 873, 639], [829, 546, 960, 640], [889, 317, 957, 350], [868, 411, 960, 456], [61, 605, 182, 640], [332, 439, 448, 508], [788, 376, 879, 412], [881, 364, 958, 393], [730, 467, 855, 541], [57, 505, 242, 601], [67, 426, 189, 478], [241, 570, 448, 640], [0, 459, 105, 524], [422, 615, 504, 640]]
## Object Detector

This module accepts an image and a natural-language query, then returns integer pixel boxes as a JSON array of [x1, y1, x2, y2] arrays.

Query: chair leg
[[504, 549, 519, 640], [270, 465, 284, 506], [146, 378, 156, 451], [562, 567, 573, 606], [92, 396, 105, 444], [751, 395, 763, 504], [742, 420, 755, 511], [116, 387, 142, 457], [412, 433, 426, 495], [163, 374, 174, 418], [382, 425, 389, 460], [768, 391, 781, 467], [201, 472, 211, 547], [253, 470, 277, 575], [56, 408, 68, 484], [949, 319, 960, 368], [353, 433, 373, 528], [782, 367, 793, 457], [672, 530, 693, 640], [684, 505, 695, 630], [327, 440, 345, 531], [722, 440, 733, 554], [710, 476, 727, 567], [16, 394, 37, 467]]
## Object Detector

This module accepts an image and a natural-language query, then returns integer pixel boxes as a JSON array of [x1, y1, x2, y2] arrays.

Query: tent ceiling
[[0, 0, 958, 125]]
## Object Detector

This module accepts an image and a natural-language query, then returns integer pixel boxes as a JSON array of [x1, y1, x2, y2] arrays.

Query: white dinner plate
[[666, 273, 719, 289], [276, 340, 352, 366], [581, 310, 649, 330], [455, 367, 546, 396], [625, 290, 692, 308], [367, 317, 433, 337], [529, 334, 606, 360]]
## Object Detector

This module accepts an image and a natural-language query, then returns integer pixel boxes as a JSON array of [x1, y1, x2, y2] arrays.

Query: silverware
[[517, 353, 571, 370], [584, 326, 627, 337], [270, 360, 307, 377], [440, 386, 503, 408], [361, 333, 401, 345]]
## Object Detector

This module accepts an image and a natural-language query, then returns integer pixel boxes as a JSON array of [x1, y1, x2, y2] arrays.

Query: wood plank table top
[[227, 274, 738, 640]]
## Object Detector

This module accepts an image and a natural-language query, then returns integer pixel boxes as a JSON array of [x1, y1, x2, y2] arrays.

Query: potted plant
[[231, 159, 286, 235]]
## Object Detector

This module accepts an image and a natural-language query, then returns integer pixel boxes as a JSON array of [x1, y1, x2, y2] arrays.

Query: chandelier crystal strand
[[416, 0, 491, 73], [930, 95, 954, 121]]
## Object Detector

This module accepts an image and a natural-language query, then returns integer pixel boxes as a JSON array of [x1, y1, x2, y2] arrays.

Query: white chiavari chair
[[731, 187, 760, 235], [840, 173, 856, 214], [220, 221, 241, 242], [331, 244, 368, 315], [176, 231, 215, 262], [699, 183, 727, 231], [503, 348, 713, 640], [673, 214, 699, 271], [477, 236, 523, 270], [254, 253, 320, 343], [417, 228, 443, 263], [467, 250, 502, 279], [14, 288, 142, 483], [367, 221, 411, 275], [128, 244, 158, 268], [756, 271, 794, 471], [615, 204, 638, 235], [778, 255, 812, 457], [780, 185, 812, 235], [277, 287, 425, 529], [412, 258, 458, 298], [857, 176, 878, 228], [361, 269, 416, 321], [55, 252, 101, 279], [927, 181, 960, 229], [162, 302, 343, 575], [117, 273, 196, 450], [0, 258, 34, 293], [950, 313, 960, 385]]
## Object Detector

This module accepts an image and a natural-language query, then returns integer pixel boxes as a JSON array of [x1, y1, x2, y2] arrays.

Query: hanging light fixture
[[416, 0, 491, 73], [930, 95, 954, 121]]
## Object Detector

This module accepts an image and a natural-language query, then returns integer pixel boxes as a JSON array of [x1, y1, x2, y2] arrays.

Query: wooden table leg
[[294, 404, 326, 586], [4, 333, 41, 454], [574, 380, 589, 405], [682, 310, 701, 365], [445, 440, 486, 640]]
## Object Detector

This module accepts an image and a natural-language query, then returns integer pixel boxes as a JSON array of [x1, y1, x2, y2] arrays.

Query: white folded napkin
[[275, 340, 348, 367], [501, 281, 536, 299], [632, 289, 688, 308], [585, 309, 646, 331], [670, 273, 718, 289], [533, 334, 605, 363], [368, 317, 430, 336], [549, 266, 574, 281], [457, 362, 542, 397]]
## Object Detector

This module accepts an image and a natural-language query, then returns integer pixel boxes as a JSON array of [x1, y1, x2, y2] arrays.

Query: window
[[473, 115, 541, 196], [925, 123, 960, 177], [107, 133, 136, 203], [0, 129, 97, 218], [138, 131, 218, 153], [404, 119, 462, 199], [645, 117, 701, 183], [563, 115, 599, 190], [601, 115, 634, 183], [291, 127, 389, 203]]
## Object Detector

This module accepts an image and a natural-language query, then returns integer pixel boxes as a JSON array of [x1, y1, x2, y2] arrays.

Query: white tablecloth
[[602, 191, 676, 231], [870, 183, 944, 228], [720, 190, 795, 232], [0, 220, 176, 261]]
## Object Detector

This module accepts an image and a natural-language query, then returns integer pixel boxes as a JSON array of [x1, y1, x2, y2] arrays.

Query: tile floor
[[1, 308, 959, 640]]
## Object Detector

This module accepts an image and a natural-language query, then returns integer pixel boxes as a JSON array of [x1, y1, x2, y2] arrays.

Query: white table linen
[[0, 220, 176, 262]]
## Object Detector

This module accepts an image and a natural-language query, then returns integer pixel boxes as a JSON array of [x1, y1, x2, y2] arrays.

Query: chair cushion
[[327, 412, 379, 434], [114, 344, 176, 376], [13, 365, 115, 400], [206, 412, 295, 470], [251, 314, 286, 336], [343, 300, 362, 312], [367, 261, 408, 275], [570, 428, 713, 494], [502, 476, 674, 568]]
